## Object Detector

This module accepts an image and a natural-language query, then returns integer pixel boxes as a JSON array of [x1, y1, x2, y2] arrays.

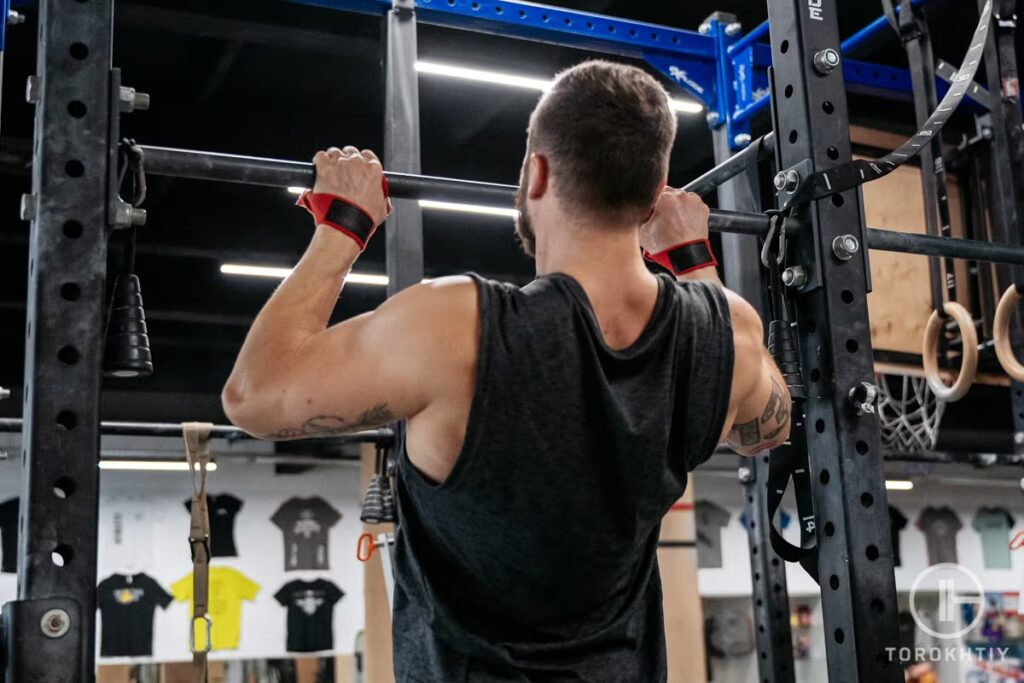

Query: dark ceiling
[[0, 0, 1017, 443]]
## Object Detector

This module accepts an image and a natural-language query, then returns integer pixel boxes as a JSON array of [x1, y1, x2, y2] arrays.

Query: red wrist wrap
[[643, 239, 718, 275], [296, 183, 388, 250]]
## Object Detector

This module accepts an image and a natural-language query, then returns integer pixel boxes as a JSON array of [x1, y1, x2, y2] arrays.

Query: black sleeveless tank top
[[393, 272, 734, 682]]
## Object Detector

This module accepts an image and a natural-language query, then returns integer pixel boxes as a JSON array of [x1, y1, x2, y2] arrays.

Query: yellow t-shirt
[[171, 566, 260, 651]]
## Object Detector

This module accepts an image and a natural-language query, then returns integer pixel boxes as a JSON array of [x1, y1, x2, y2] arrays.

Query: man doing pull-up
[[223, 59, 790, 682]]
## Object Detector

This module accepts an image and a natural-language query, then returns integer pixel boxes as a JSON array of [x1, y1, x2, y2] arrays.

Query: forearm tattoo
[[730, 377, 790, 448], [260, 403, 394, 440]]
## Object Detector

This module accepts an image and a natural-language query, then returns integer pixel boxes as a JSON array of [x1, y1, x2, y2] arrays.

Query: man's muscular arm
[[720, 294, 791, 455], [640, 188, 791, 456], [221, 146, 477, 439]]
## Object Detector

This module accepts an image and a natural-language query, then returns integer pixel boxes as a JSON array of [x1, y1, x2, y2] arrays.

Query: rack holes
[[832, 194, 845, 207], [58, 345, 79, 365], [629, 29, 637, 37], [834, 628, 845, 644], [63, 220, 83, 238], [824, 522, 835, 537], [53, 477, 76, 499], [65, 160, 85, 177], [856, 440, 869, 455], [788, 130, 798, 144], [841, 289, 854, 304], [586, 21, 593, 29], [822, 100, 835, 115], [762, 455, 769, 464], [541, 14, 549, 22], [52, 545, 74, 567], [518, 9, 525, 17], [758, 624, 765, 633], [771, 557, 780, 568], [650, 32, 658, 40], [448, 0, 456, 5], [780, 40, 789, 53], [61, 283, 81, 301], [861, 492, 874, 508], [819, 469, 830, 485], [564, 17, 571, 25], [672, 36, 679, 44], [827, 146, 839, 160], [773, 583, 782, 593], [57, 410, 77, 431], [829, 574, 839, 590], [756, 598, 763, 607], [870, 598, 885, 614], [69, 42, 89, 60], [815, 419, 825, 433], [866, 544, 879, 561], [761, 652, 767, 660], [846, 339, 859, 353], [747, 495, 754, 504], [752, 546, 758, 555], [754, 572, 760, 581], [29, 258, 34, 277], [784, 84, 793, 98], [470, 1, 479, 9], [607, 25, 615, 32], [67, 100, 87, 118], [494, 5, 502, 13]]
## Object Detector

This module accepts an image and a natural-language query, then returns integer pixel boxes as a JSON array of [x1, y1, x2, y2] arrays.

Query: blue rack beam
[[284, 0, 976, 149]]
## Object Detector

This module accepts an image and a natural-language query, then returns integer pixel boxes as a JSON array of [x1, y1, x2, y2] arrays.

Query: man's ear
[[527, 153, 549, 199]]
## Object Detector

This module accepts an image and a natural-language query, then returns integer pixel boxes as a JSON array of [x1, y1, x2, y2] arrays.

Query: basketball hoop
[[875, 372, 945, 453]]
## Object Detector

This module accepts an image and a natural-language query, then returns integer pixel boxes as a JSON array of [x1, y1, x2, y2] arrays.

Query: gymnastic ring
[[921, 301, 978, 403], [994, 284, 1024, 383]]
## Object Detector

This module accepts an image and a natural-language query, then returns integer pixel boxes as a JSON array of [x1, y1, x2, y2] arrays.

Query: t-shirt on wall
[[274, 579, 345, 652], [916, 506, 962, 565], [972, 507, 1015, 569], [97, 573, 172, 657], [171, 566, 260, 650], [271, 497, 341, 571], [184, 493, 243, 557], [695, 500, 731, 569]]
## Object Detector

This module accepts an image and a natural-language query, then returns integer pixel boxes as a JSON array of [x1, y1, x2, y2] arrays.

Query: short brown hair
[[528, 60, 677, 222]]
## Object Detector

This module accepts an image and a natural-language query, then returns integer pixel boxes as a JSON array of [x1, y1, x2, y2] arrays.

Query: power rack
[[1, 0, 1022, 681]]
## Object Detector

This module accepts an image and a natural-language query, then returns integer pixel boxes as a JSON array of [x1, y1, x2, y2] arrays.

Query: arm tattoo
[[761, 377, 784, 424], [730, 418, 761, 446], [259, 403, 394, 440], [730, 377, 792, 450]]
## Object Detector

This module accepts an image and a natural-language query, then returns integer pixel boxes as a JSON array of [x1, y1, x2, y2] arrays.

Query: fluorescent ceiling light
[[220, 264, 389, 286], [885, 479, 913, 491], [99, 460, 218, 472], [415, 60, 703, 114], [419, 199, 519, 218], [287, 186, 307, 195], [416, 60, 552, 91]]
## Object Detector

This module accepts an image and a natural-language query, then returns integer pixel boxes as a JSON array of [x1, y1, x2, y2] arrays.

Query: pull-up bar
[[140, 144, 1024, 267], [0, 418, 395, 445]]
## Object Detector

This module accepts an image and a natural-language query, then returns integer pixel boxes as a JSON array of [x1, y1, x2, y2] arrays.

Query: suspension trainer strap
[[183, 422, 214, 683], [766, 437, 819, 583], [783, 1, 993, 210]]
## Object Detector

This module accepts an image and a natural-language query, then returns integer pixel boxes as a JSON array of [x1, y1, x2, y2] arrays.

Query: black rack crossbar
[[0, 417, 394, 445], [140, 145, 1024, 267], [683, 131, 775, 196]]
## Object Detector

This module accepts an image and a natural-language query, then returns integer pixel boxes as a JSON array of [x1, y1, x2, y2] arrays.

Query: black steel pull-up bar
[[140, 144, 1024, 267], [0, 417, 394, 445]]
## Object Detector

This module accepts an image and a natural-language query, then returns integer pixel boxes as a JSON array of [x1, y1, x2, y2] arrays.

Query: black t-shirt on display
[[274, 579, 344, 653], [0, 498, 18, 573], [97, 573, 173, 657], [184, 493, 243, 557]]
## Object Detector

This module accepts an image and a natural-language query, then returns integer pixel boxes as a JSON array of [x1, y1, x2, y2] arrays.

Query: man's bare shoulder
[[375, 275, 480, 360]]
